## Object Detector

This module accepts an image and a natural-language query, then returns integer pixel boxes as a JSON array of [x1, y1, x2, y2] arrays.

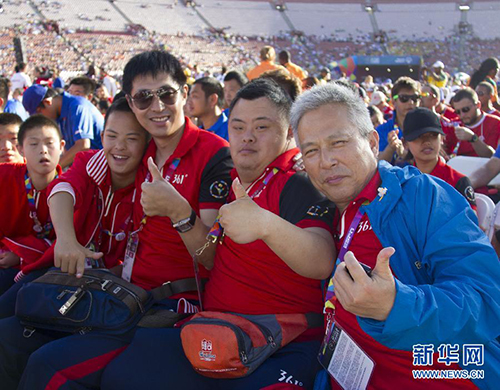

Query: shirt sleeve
[[279, 171, 335, 232], [69, 104, 95, 142], [454, 175, 477, 209], [198, 146, 233, 209]]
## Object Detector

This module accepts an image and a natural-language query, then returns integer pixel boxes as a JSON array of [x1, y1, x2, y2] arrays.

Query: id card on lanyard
[[318, 203, 375, 390], [122, 158, 181, 282]]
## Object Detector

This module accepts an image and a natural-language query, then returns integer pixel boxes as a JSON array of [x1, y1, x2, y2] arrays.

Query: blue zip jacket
[[357, 161, 500, 389]]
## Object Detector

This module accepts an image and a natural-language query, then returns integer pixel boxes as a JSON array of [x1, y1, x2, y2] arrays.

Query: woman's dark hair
[[469, 58, 500, 90]]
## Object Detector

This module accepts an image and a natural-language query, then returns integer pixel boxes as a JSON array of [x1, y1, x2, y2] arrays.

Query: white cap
[[370, 91, 387, 106], [432, 61, 445, 69]]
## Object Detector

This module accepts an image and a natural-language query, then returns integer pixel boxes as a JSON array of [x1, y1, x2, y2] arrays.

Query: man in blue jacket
[[291, 82, 500, 389]]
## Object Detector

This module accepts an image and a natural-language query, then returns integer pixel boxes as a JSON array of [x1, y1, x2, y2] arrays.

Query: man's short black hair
[[224, 70, 248, 88], [15, 62, 27, 72], [0, 77, 10, 109], [0, 113, 23, 127], [193, 77, 224, 108], [104, 97, 133, 130], [18, 115, 62, 145], [259, 69, 301, 102], [122, 50, 187, 95], [453, 87, 478, 105], [38, 87, 59, 111], [69, 76, 96, 96], [229, 78, 292, 126]]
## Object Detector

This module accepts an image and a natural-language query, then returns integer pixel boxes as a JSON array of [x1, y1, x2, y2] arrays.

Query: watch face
[[176, 222, 193, 233]]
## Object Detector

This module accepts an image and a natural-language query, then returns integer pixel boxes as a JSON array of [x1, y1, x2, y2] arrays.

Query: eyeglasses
[[455, 105, 474, 115], [420, 92, 436, 98], [394, 94, 420, 103], [128, 86, 181, 110]]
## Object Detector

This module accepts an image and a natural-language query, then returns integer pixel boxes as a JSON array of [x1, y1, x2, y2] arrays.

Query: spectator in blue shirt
[[186, 77, 228, 140], [22, 84, 103, 167], [377, 77, 421, 162]]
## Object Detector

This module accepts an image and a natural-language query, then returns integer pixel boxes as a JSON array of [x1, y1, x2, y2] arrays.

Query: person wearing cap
[[427, 61, 449, 89], [22, 84, 104, 168], [370, 90, 393, 120], [401, 107, 476, 210]]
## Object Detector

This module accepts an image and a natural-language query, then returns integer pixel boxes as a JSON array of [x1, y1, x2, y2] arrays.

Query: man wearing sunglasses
[[0, 51, 233, 390], [476, 81, 500, 118], [377, 77, 420, 162], [448, 88, 500, 158]]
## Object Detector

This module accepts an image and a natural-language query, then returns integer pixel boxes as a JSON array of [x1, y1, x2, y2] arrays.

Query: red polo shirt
[[45, 150, 137, 270], [131, 118, 232, 291], [444, 113, 500, 157], [0, 163, 61, 275], [204, 148, 334, 316], [329, 171, 476, 389]]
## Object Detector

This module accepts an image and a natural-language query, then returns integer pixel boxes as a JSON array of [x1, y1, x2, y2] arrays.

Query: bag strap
[[151, 278, 207, 301]]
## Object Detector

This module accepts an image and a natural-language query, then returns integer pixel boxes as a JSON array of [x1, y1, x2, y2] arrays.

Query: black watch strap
[[172, 209, 197, 233]]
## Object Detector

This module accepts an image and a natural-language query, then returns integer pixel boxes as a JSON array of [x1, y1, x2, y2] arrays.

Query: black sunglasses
[[394, 94, 420, 103], [455, 105, 474, 115], [128, 86, 181, 110]]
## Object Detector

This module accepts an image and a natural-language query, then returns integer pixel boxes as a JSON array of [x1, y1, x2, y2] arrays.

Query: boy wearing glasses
[[377, 77, 421, 162], [447, 88, 500, 158]]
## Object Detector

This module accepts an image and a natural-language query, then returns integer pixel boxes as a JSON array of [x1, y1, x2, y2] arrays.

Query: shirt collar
[[230, 147, 300, 180], [352, 170, 382, 204]]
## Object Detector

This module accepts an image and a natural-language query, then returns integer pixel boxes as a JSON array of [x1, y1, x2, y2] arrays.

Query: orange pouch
[[180, 311, 322, 378]]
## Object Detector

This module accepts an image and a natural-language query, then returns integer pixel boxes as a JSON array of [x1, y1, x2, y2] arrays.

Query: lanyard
[[198, 167, 280, 252], [24, 172, 57, 239], [132, 157, 181, 236], [324, 201, 369, 311]]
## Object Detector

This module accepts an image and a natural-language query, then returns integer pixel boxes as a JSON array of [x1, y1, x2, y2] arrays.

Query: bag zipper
[[50, 271, 146, 313]]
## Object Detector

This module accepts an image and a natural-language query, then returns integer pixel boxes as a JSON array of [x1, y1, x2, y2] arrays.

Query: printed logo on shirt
[[356, 219, 372, 234], [172, 173, 188, 185], [306, 205, 329, 217], [199, 339, 216, 362], [210, 180, 229, 199]]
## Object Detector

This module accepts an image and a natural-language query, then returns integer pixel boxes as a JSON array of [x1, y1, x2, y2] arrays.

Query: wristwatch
[[470, 134, 478, 143], [172, 209, 197, 233]]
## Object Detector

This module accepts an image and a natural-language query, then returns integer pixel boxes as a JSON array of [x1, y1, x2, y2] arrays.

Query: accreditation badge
[[122, 233, 139, 282], [318, 322, 375, 390]]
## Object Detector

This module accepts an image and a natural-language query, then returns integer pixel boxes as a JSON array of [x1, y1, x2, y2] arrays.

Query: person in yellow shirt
[[278, 50, 307, 81], [427, 61, 449, 88], [246, 46, 284, 80]]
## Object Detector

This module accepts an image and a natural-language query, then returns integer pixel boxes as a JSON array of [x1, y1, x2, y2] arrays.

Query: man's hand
[[387, 129, 405, 157], [141, 157, 189, 219], [54, 239, 103, 278], [218, 178, 271, 244], [0, 251, 20, 269], [333, 247, 396, 321], [454, 126, 475, 141]]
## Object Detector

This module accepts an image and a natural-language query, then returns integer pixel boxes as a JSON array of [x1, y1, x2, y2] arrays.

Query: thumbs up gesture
[[332, 247, 397, 321], [219, 178, 271, 244], [140, 157, 188, 218]]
